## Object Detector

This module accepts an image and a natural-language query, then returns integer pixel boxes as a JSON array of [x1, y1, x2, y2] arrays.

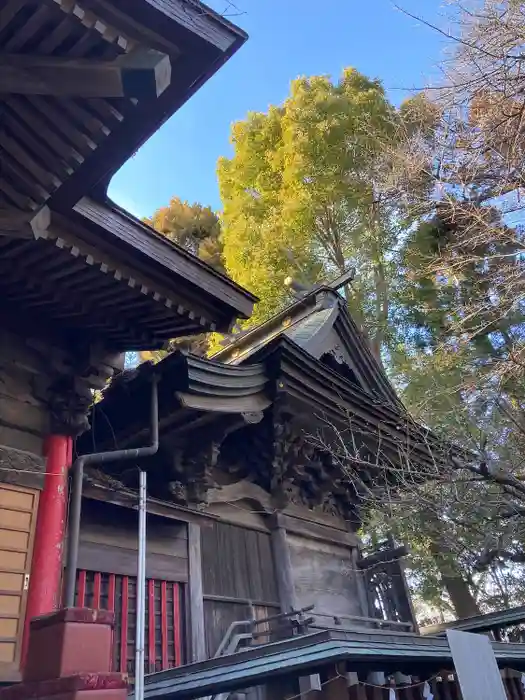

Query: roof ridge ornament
[[284, 266, 356, 300]]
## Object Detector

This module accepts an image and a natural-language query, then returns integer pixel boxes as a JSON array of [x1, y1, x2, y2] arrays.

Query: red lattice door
[[76, 571, 184, 676]]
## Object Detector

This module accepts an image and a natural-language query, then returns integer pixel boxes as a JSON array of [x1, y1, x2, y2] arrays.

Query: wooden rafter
[[50, 0, 133, 51], [0, 206, 51, 238], [0, 50, 171, 99]]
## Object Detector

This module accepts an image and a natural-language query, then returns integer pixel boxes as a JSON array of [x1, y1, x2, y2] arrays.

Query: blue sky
[[109, 0, 448, 219]]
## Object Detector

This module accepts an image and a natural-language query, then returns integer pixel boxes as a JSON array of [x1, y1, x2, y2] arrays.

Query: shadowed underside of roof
[[0, 0, 248, 211], [77, 351, 271, 451], [0, 0, 257, 345]]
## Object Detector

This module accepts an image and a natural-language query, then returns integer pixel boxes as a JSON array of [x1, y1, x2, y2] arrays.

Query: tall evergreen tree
[[145, 196, 225, 273], [142, 197, 225, 359], [218, 69, 437, 360], [217, 65, 525, 618]]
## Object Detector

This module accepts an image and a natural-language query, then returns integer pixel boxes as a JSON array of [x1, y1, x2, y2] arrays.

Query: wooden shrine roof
[[420, 606, 525, 637], [77, 352, 271, 451], [0, 0, 247, 210], [79, 333, 463, 475], [0, 198, 257, 350], [0, 0, 257, 345], [77, 287, 471, 519], [79, 284, 471, 458], [213, 287, 402, 408], [257, 336, 459, 470], [142, 629, 525, 700]]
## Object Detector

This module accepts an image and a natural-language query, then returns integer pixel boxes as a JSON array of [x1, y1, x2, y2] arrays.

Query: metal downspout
[[135, 468, 148, 700], [63, 375, 159, 608]]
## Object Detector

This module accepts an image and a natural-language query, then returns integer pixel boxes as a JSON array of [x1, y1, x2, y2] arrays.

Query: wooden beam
[[269, 514, 298, 614], [187, 523, 206, 663], [351, 547, 371, 618], [0, 50, 171, 99], [328, 266, 356, 291], [356, 545, 408, 570], [0, 207, 50, 239]]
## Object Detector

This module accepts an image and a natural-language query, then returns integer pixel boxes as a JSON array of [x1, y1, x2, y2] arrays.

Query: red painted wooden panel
[[76, 570, 86, 607], [148, 579, 155, 673], [120, 575, 129, 674], [108, 574, 116, 611], [161, 580, 168, 669], [107, 574, 116, 672], [93, 572, 102, 609], [173, 583, 181, 667], [76, 570, 184, 677]]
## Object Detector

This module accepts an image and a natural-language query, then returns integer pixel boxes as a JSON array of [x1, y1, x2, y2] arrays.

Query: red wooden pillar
[[22, 434, 72, 663]]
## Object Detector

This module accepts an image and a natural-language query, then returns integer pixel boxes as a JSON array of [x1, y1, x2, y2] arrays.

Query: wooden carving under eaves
[[164, 442, 219, 507], [151, 402, 359, 522], [163, 412, 265, 507], [30, 342, 120, 437], [268, 398, 358, 522]]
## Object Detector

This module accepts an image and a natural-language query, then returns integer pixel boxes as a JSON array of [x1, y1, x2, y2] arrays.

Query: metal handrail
[[213, 605, 316, 659], [311, 611, 413, 631], [208, 606, 412, 700]]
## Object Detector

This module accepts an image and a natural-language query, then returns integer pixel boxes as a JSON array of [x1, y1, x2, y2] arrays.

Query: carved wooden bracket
[[269, 399, 358, 520], [46, 375, 93, 436], [165, 412, 266, 507], [31, 344, 120, 437]]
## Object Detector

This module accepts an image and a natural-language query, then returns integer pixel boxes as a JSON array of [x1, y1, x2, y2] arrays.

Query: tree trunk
[[424, 511, 481, 619], [370, 202, 388, 366], [429, 539, 481, 619]]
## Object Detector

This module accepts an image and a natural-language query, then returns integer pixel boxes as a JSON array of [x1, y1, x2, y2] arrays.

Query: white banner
[[446, 630, 507, 700], [422, 680, 434, 700]]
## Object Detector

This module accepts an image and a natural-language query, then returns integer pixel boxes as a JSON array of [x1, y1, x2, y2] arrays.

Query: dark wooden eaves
[[0, 0, 247, 211], [78, 351, 270, 452], [213, 287, 401, 408], [259, 336, 467, 471], [0, 204, 253, 352], [72, 197, 257, 325], [333, 303, 403, 409], [50, 0, 248, 207]]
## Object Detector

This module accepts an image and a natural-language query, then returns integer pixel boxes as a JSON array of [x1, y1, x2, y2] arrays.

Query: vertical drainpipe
[[63, 375, 159, 608], [22, 434, 73, 663]]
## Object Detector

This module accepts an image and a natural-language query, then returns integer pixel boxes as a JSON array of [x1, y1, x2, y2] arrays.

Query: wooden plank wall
[[0, 330, 49, 458], [0, 330, 52, 491], [286, 532, 364, 622], [200, 520, 279, 656], [188, 523, 206, 662], [78, 499, 189, 582]]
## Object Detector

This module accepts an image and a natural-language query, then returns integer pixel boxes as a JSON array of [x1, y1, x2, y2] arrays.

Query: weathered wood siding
[[78, 499, 189, 582], [77, 499, 190, 671], [202, 521, 277, 602], [287, 532, 364, 621], [0, 330, 52, 682], [201, 520, 279, 656], [0, 331, 52, 491], [0, 332, 49, 455]]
